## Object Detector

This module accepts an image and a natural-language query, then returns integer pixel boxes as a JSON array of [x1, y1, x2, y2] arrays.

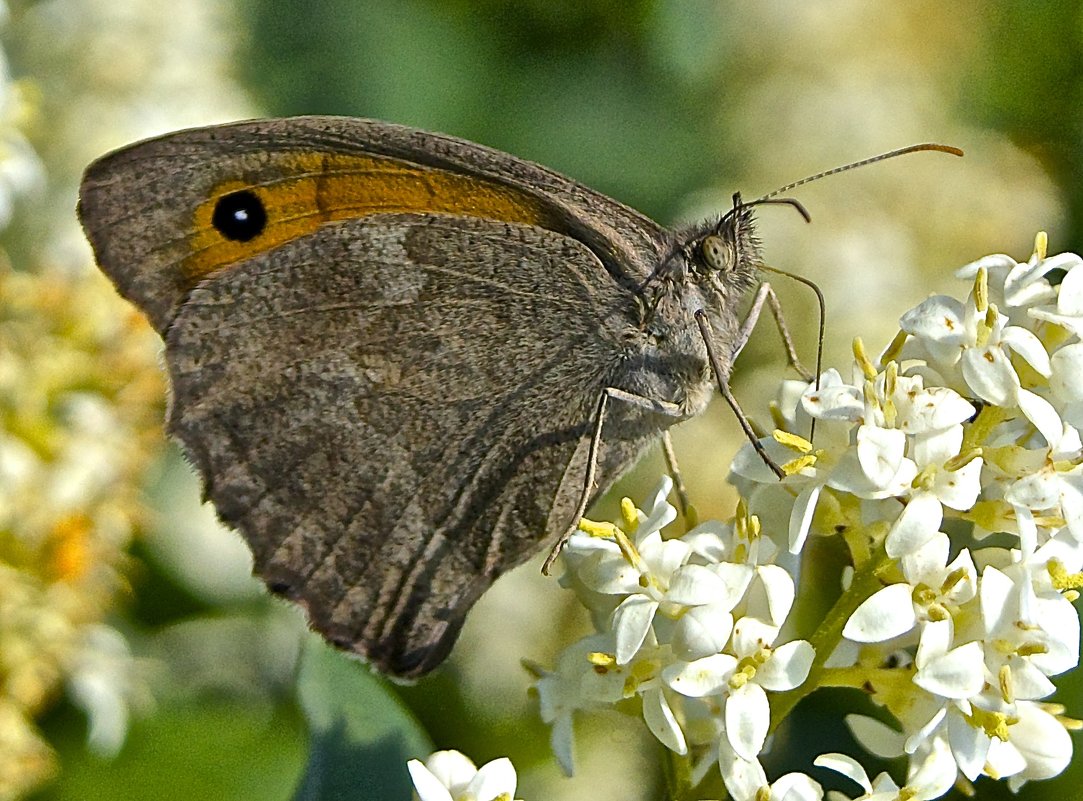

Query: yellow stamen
[[578, 518, 620, 538], [999, 664, 1014, 704], [620, 497, 639, 531], [853, 336, 877, 380], [863, 380, 879, 413], [974, 266, 989, 313], [967, 706, 1012, 741], [49, 514, 93, 582], [782, 454, 817, 475], [927, 603, 950, 622], [773, 429, 813, 453], [941, 567, 970, 595], [1048, 559, 1083, 592], [880, 330, 909, 365], [882, 361, 898, 428], [944, 448, 982, 471], [614, 528, 645, 572], [588, 651, 616, 667], [1034, 231, 1048, 261], [910, 467, 936, 492]]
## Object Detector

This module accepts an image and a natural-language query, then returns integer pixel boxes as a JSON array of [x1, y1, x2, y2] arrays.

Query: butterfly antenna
[[756, 143, 964, 202], [752, 143, 962, 443]]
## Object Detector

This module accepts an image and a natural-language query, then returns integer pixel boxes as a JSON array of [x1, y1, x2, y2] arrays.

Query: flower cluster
[[0, 266, 162, 798], [531, 234, 1082, 801], [1, 0, 255, 796], [533, 476, 817, 795]]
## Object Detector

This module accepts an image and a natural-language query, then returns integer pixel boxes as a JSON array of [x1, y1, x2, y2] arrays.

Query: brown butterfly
[[78, 117, 959, 677]]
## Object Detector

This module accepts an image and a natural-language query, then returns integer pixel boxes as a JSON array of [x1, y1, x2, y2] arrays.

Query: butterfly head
[[693, 194, 763, 299]]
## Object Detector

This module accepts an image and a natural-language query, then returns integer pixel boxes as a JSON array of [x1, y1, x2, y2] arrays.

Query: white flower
[[563, 477, 685, 661], [1002, 425, 1083, 545], [408, 751, 521, 801], [955, 250, 1064, 325], [900, 267, 1061, 447], [664, 602, 813, 762], [980, 563, 1078, 689], [537, 237, 1083, 798], [1002, 700, 1074, 791], [843, 533, 976, 643], [815, 738, 956, 801], [1049, 342, 1083, 431], [911, 619, 984, 701], [65, 624, 148, 757], [719, 738, 822, 801], [532, 633, 628, 775], [1030, 260, 1083, 337]]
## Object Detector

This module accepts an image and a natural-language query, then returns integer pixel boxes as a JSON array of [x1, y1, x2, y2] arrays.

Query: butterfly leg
[[660, 431, 694, 528], [694, 309, 785, 480], [541, 386, 683, 575], [732, 282, 813, 381]]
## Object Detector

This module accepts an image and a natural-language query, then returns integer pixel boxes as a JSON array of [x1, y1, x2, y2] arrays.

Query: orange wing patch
[[185, 152, 557, 282]]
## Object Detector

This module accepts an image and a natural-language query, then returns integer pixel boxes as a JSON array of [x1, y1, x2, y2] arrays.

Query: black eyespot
[[211, 189, 267, 242]]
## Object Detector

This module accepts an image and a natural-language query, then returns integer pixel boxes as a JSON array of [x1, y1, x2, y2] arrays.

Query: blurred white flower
[[408, 751, 521, 801], [64, 624, 149, 757]]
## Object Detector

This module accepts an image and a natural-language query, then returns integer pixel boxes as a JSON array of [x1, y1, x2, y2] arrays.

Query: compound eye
[[701, 234, 730, 271]]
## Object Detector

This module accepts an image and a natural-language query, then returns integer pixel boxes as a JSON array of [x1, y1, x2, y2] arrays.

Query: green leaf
[[292, 636, 432, 801], [33, 699, 306, 801]]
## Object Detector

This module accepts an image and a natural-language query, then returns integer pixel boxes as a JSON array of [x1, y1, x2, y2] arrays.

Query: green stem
[[661, 742, 697, 801], [768, 540, 895, 733]]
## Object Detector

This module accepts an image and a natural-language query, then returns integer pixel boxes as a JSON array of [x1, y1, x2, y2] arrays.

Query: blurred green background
[[3, 0, 1083, 799]]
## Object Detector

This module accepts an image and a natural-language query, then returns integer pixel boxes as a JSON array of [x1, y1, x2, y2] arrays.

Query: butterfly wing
[[78, 116, 666, 332], [78, 118, 672, 676]]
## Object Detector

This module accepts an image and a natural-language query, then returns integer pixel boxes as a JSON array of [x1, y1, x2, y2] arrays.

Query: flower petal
[[663, 653, 736, 697], [886, 493, 944, 558], [408, 759, 456, 801], [843, 583, 916, 643], [813, 752, 874, 793], [788, 483, 821, 554], [756, 639, 814, 691], [845, 714, 905, 759], [1016, 388, 1063, 448], [961, 345, 1019, 406], [612, 595, 658, 664], [913, 641, 985, 699], [725, 682, 770, 761], [750, 565, 796, 627], [467, 758, 517, 801], [770, 772, 823, 801], [718, 739, 768, 801], [423, 751, 477, 794], [1008, 701, 1073, 782], [667, 563, 728, 605], [947, 708, 990, 781], [671, 603, 734, 661], [934, 456, 983, 511], [641, 688, 687, 755], [856, 425, 907, 489], [1001, 325, 1051, 376]]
